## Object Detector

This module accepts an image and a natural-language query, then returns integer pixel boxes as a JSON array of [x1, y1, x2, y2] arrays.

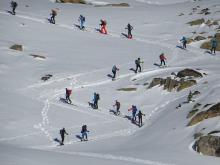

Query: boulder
[[187, 18, 205, 26], [201, 33, 220, 51], [194, 135, 220, 157], [188, 103, 220, 126], [194, 36, 206, 41], [177, 80, 197, 91], [177, 69, 203, 78], [148, 78, 163, 89], [187, 109, 199, 118], [148, 77, 196, 92], [10, 44, 23, 51], [56, 0, 86, 4], [41, 74, 53, 81]]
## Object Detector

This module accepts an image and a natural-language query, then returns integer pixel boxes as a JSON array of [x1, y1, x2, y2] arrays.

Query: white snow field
[[0, 0, 220, 164]]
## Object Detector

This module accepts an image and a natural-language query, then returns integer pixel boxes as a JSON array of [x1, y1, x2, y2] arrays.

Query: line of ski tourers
[[9, 1, 218, 50], [9, 1, 218, 145]]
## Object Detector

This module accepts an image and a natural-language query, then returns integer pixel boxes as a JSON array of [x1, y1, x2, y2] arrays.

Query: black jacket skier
[[11, 1, 17, 15], [135, 58, 141, 73], [60, 128, 68, 145], [125, 23, 133, 38], [137, 110, 145, 127]]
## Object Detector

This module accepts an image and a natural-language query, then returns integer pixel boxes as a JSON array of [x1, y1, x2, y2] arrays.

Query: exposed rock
[[187, 109, 199, 118], [200, 33, 220, 51], [179, 13, 184, 16], [95, 3, 130, 7], [188, 103, 220, 126], [30, 54, 46, 59], [187, 91, 200, 102], [194, 135, 220, 157], [55, 0, 86, 4], [193, 103, 202, 109], [148, 78, 163, 89], [177, 68, 203, 78], [176, 104, 181, 109], [143, 82, 149, 86], [163, 77, 179, 92], [203, 103, 212, 109], [117, 87, 137, 91], [205, 20, 219, 27], [10, 44, 23, 51], [194, 132, 203, 139], [41, 74, 53, 81], [194, 35, 206, 41], [208, 130, 220, 135], [198, 8, 210, 15], [187, 18, 205, 26], [148, 77, 196, 92], [177, 80, 197, 91]]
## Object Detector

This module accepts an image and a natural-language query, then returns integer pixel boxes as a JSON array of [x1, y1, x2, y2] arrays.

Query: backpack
[[52, 10, 57, 16], [82, 16, 85, 22], [81, 125, 87, 133], [96, 93, 100, 100], [135, 59, 138, 65]]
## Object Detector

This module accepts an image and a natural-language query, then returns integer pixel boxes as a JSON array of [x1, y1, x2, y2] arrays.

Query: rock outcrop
[[177, 68, 203, 78], [187, 18, 205, 26], [201, 33, 220, 51], [10, 44, 23, 51], [194, 135, 220, 157], [55, 0, 86, 4], [148, 77, 197, 92], [188, 103, 220, 126]]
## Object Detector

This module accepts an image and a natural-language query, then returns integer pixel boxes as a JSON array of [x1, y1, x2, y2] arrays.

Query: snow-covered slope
[[0, 0, 220, 164]]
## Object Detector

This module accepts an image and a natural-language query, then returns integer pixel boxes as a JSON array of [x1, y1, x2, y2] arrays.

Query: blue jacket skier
[[128, 105, 138, 122], [81, 125, 89, 141], [93, 92, 100, 109], [78, 15, 85, 30], [180, 36, 187, 49], [210, 36, 218, 54]]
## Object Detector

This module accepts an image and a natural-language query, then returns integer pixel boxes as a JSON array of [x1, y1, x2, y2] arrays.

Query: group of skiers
[[9, 1, 218, 146], [59, 124, 89, 144]]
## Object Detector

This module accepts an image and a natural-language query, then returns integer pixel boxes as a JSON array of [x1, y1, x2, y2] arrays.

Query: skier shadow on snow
[[121, 33, 128, 38], [129, 68, 136, 73], [124, 115, 140, 127], [153, 63, 161, 67], [88, 102, 98, 109], [76, 135, 82, 141], [46, 18, 53, 24], [109, 109, 117, 115], [6, 10, 14, 15], [54, 138, 63, 145], [95, 28, 101, 33], [74, 24, 81, 29], [60, 97, 71, 104], [176, 45, 185, 50], [204, 50, 213, 55], [107, 74, 113, 78], [74, 24, 85, 30]]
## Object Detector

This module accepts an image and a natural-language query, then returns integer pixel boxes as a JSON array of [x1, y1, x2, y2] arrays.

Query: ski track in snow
[[40, 150, 176, 165]]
